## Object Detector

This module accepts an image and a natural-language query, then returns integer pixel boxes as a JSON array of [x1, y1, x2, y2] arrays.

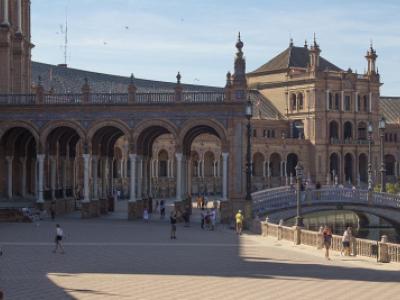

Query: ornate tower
[[365, 43, 377, 75], [0, 0, 33, 93], [232, 32, 247, 101], [308, 35, 321, 71]]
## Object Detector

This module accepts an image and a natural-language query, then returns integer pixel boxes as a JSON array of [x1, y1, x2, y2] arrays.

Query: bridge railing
[[182, 91, 225, 103], [260, 222, 398, 262], [252, 186, 296, 215], [45, 94, 82, 104], [90, 93, 129, 104], [0, 94, 36, 105]]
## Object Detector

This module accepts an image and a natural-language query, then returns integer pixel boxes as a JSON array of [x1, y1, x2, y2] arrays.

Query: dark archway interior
[[137, 126, 170, 157], [182, 125, 220, 156], [92, 126, 125, 157], [286, 153, 298, 177]]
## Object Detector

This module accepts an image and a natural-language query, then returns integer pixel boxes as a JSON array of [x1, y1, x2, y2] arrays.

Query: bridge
[[252, 186, 400, 225]]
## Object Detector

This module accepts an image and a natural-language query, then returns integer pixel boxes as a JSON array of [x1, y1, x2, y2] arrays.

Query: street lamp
[[367, 123, 373, 190], [245, 97, 253, 201], [295, 163, 304, 227], [379, 117, 386, 192]]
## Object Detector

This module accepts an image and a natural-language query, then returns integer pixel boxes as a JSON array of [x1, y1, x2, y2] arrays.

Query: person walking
[[143, 208, 149, 223], [323, 226, 333, 260], [160, 200, 165, 219], [341, 227, 352, 256], [53, 224, 65, 254], [210, 208, 216, 231], [170, 210, 177, 239], [235, 210, 244, 235], [200, 210, 205, 229]]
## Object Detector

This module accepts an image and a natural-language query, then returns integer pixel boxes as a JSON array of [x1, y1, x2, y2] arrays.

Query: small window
[[344, 96, 351, 111], [334, 94, 340, 110], [253, 129, 257, 137], [263, 129, 267, 137], [328, 93, 333, 110], [357, 95, 361, 111], [363, 96, 369, 112], [271, 130, 275, 138]]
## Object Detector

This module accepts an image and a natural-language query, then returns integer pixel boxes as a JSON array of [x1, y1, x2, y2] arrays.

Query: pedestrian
[[200, 210, 205, 229], [201, 196, 205, 210], [160, 200, 165, 219], [170, 210, 177, 239], [341, 227, 352, 256], [155, 200, 159, 214], [210, 208, 216, 231], [235, 210, 244, 235], [53, 224, 65, 254], [323, 226, 332, 260], [317, 225, 324, 249], [143, 208, 149, 223]]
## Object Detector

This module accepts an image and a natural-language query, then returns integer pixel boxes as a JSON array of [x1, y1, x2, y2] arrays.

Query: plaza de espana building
[[1, 0, 400, 217]]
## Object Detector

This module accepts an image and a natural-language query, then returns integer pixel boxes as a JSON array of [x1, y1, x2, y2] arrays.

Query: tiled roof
[[380, 97, 400, 124], [249, 45, 342, 74], [31, 62, 222, 93], [250, 90, 285, 120]]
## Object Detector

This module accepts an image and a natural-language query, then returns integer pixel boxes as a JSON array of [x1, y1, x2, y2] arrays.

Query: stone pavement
[[1, 213, 400, 300]]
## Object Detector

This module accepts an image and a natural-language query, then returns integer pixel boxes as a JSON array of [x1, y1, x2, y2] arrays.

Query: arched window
[[330, 153, 340, 179], [344, 153, 353, 183], [297, 93, 304, 110], [344, 121, 353, 140], [344, 95, 351, 111], [286, 153, 299, 177], [328, 92, 333, 110], [385, 154, 396, 176], [357, 122, 367, 140], [357, 95, 361, 111], [269, 153, 281, 177], [291, 94, 297, 111], [329, 121, 339, 140]]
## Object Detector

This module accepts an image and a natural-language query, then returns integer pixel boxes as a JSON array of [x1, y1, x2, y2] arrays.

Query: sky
[[31, 0, 400, 95]]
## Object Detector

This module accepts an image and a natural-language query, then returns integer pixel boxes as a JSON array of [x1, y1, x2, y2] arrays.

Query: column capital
[[222, 152, 229, 159], [175, 153, 183, 161], [5, 156, 13, 162], [82, 153, 91, 160], [129, 153, 137, 160]]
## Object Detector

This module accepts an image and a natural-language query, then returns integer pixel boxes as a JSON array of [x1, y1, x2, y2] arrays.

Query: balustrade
[[0, 94, 36, 105]]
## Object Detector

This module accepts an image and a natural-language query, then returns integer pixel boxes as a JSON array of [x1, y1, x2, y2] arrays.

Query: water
[[286, 210, 400, 243]]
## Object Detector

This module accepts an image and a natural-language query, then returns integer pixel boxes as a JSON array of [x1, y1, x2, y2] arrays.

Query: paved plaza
[[1, 208, 400, 300]]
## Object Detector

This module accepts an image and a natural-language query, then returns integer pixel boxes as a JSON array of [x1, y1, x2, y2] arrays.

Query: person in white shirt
[[53, 224, 65, 254]]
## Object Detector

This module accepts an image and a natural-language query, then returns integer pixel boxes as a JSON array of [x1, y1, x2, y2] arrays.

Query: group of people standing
[[320, 225, 353, 260]]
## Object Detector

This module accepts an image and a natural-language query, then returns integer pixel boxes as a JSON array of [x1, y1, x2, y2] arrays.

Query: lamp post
[[379, 117, 386, 192], [245, 97, 253, 201], [367, 122, 373, 189], [295, 163, 304, 227]]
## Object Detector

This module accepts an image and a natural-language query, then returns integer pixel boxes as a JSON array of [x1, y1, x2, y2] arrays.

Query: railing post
[[224, 71, 232, 102], [378, 235, 390, 263], [128, 73, 136, 104], [35, 76, 44, 104], [174, 72, 183, 102], [81, 77, 90, 104], [293, 226, 302, 245]]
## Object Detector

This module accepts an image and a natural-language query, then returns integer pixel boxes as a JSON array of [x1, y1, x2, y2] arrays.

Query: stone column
[[1, 0, 9, 26], [62, 157, 68, 198], [37, 154, 45, 203], [50, 156, 57, 200], [92, 156, 98, 200], [6, 156, 13, 199], [129, 154, 137, 202], [16, 0, 22, 33], [222, 152, 229, 201], [176, 153, 183, 201], [82, 154, 91, 202], [137, 156, 142, 199], [20, 157, 27, 198]]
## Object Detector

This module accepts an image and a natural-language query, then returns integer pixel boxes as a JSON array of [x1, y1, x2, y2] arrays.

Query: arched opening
[[45, 126, 83, 201], [359, 153, 368, 184], [384, 154, 396, 177], [344, 153, 353, 184], [358, 122, 367, 140], [344, 121, 353, 140], [329, 153, 340, 181], [0, 127, 37, 202], [334, 93, 340, 110], [329, 121, 339, 140], [286, 153, 298, 178], [252, 152, 264, 177], [137, 126, 174, 199], [182, 124, 225, 199]]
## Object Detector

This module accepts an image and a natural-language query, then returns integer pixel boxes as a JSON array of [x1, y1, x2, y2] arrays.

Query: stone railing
[[0, 94, 36, 105], [252, 186, 400, 215], [0, 90, 227, 105], [260, 221, 400, 263]]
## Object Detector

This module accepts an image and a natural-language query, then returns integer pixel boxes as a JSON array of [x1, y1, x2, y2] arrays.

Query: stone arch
[[0, 121, 39, 147], [87, 119, 131, 143], [343, 121, 353, 140], [330, 152, 340, 180], [253, 152, 265, 177], [40, 120, 86, 150], [179, 119, 228, 155]]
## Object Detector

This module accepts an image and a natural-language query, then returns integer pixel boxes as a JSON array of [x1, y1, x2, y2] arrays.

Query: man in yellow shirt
[[235, 210, 244, 235]]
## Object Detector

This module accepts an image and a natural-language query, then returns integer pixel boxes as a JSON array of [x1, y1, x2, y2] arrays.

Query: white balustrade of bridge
[[252, 186, 400, 216]]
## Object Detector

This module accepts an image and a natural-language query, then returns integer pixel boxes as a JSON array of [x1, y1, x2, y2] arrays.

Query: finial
[[38, 75, 42, 86], [304, 39, 308, 48], [236, 32, 244, 51], [130, 73, 135, 83], [289, 38, 293, 47], [176, 72, 181, 84]]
